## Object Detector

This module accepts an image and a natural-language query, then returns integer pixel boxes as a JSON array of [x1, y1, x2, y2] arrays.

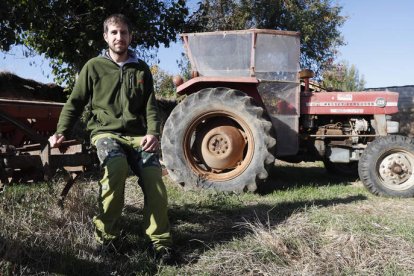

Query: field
[[1, 161, 414, 275]]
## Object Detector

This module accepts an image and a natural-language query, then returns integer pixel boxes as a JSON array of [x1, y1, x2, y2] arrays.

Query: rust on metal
[[176, 76, 259, 95], [183, 111, 254, 182], [200, 125, 246, 170], [0, 97, 95, 205]]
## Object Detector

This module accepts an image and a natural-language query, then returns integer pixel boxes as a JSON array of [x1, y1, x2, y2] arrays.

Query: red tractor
[[161, 29, 414, 197]]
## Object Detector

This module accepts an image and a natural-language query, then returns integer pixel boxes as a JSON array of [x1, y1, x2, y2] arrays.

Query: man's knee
[[139, 150, 161, 169], [95, 137, 126, 166]]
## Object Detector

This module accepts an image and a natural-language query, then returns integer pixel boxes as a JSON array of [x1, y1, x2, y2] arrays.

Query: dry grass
[[1, 162, 414, 275], [166, 201, 414, 276], [246, 208, 414, 275], [0, 174, 153, 274]]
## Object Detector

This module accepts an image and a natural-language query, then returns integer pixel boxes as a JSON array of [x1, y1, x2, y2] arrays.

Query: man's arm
[[141, 63, 161, 152], [143, 64, 161, 137], [49, 62, 92, 148]]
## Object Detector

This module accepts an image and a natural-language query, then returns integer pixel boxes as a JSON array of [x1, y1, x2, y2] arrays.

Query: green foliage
[[151, 65, 176, 99], [0, 1, 22, 52], [177, 53, 192, 81], [186, 0, 346, 76], [0, 0, 188, 87], [322, 61, 366, 91]]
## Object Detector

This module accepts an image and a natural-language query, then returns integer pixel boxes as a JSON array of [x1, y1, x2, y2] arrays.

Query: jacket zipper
[[129, 72, 133, 89], [120, 65, 126, 128]]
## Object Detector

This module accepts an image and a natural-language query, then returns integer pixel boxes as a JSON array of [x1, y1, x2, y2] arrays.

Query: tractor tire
[[358, 135, 414, 197], [161, 87, 276, 192], [323, 159, 358, 177]]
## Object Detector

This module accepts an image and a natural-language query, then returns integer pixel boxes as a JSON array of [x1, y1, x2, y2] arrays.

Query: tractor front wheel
[[358, 135, 414, 197], [161, 88, 276, 192]]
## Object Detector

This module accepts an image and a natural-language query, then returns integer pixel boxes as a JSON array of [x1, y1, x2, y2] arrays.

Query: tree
[[186, 0, 346, 76], [0, 0, 188, 87], [321, 61, 366, 91], [151, 65, 176, 99]]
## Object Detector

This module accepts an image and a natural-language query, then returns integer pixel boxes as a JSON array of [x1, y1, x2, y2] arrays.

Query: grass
[[1, 161, 414, 275]]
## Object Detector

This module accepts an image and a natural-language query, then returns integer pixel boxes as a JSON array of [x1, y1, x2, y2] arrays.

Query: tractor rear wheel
[[161, 88, 276, 192], [358, 135, 414, 197]]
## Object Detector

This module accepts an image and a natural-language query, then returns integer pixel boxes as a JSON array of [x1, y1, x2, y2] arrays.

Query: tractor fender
[[176, 76, 263, 105]]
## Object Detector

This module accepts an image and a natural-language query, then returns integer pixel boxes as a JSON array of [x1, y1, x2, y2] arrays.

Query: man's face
[[103, 22, 132, 55]]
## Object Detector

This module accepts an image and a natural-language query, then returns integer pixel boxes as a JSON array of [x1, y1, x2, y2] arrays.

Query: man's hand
[[141, 134, 159, 152], [48, 133, 66, 148]]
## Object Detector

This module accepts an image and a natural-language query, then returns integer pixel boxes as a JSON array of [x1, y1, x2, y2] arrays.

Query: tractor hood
[[300, 91, 399, 115]]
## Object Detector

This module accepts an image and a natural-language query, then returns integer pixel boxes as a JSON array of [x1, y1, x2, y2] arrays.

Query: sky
[[335, 0, 414, 88], [1, 0, 413, 88]]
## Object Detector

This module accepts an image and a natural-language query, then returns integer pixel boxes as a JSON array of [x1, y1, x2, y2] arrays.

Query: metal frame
[[0, 98, 95, 206]]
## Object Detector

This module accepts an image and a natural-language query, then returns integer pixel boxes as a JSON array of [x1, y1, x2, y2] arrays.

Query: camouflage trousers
[[91, 133, 171, 249]]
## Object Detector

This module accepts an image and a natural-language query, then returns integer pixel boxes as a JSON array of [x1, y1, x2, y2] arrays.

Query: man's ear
[[103, 32, 108, 43]]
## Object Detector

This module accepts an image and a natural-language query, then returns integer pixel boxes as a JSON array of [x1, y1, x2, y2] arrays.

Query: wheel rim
[[377, 149, 414, 191], [183, 111, 254, 182]]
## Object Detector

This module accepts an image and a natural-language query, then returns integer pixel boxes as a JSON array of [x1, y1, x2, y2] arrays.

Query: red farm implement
[[0, 98, 94, 203]]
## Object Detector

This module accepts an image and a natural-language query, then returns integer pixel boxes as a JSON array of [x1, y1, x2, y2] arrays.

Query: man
[[48, 14, 173, 262]]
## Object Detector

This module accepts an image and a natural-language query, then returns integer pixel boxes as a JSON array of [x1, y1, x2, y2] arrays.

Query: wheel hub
[[201, 125, 246, 170], [208, 134, 229, 154], [379, 153, 412, 184]]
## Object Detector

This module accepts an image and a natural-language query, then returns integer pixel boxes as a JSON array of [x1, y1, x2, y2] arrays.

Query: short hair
[[103, 14, 131, 33]]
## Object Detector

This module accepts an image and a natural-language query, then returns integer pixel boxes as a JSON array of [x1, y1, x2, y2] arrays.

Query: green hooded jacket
[[56, 51, 160, 139]]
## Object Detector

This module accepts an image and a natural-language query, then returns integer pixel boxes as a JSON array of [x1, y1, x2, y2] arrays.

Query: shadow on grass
[[123, 192, 367, 265], [0, 184, 158, 275], [0, 162, 365, 272], [0, 233, 158, 276], [258, 162, 360, 195], [117, 161, 366, 265], [0, 236, 101, 275]]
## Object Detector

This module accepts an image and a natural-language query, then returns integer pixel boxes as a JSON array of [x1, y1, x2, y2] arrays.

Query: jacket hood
[[100, 49, 139, 64]]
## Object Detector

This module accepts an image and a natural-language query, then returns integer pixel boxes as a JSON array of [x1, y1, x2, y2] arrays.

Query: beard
[[109, 44, 128, 55]]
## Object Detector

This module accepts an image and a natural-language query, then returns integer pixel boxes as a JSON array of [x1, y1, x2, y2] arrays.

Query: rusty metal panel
[[176, 76, 259, 95], [0, 98, 64, 119], [0, 98, 64, 146]]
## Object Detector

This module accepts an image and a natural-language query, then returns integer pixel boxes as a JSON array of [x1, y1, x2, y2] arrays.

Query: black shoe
[[94, 240, 118, 255], [94, 235, 127, 255], [149, 245, 180, 265]]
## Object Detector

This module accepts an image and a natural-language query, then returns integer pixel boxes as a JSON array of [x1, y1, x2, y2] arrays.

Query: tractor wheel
[[358, 135, 414, 197], [161, 88, 276, 192], [323, 159, 358, 177]]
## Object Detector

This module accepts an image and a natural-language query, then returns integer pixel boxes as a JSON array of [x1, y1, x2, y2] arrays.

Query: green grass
[[1, 161, 414, 275]]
